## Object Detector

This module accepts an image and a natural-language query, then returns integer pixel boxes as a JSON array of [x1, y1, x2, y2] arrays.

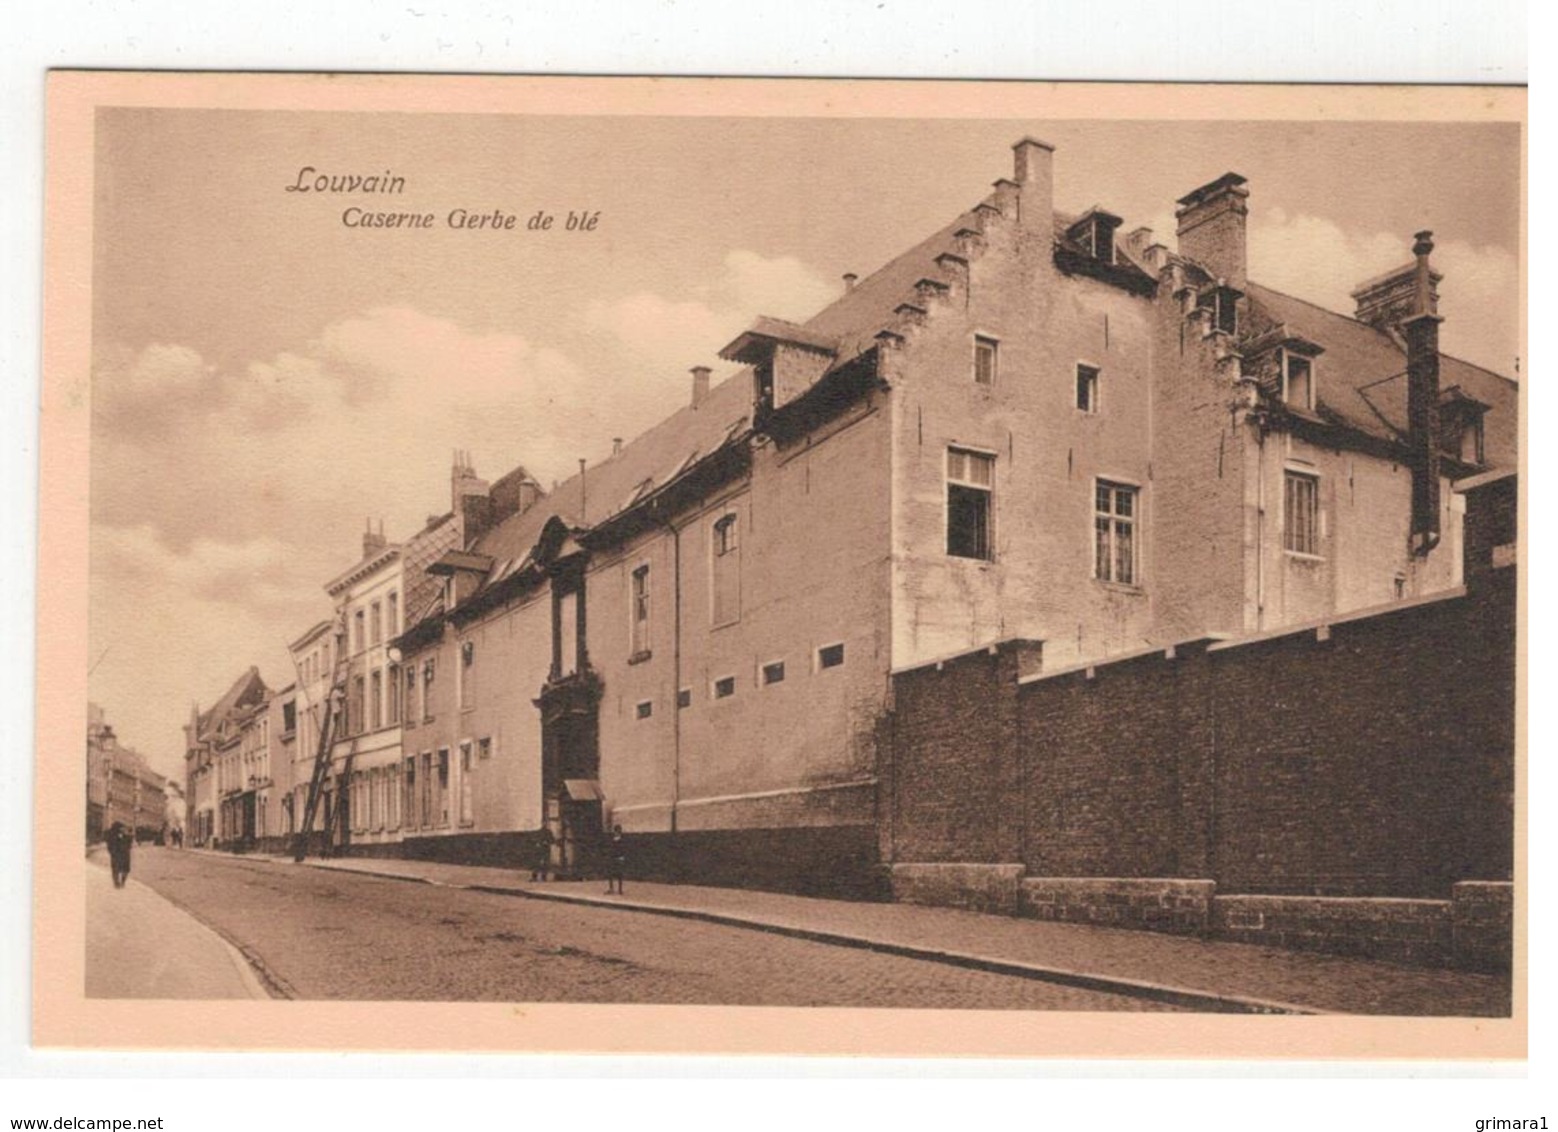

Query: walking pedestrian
[[529, 826, 554, 882], [604, 824, 626, 895], [105, 821, 133, 889]]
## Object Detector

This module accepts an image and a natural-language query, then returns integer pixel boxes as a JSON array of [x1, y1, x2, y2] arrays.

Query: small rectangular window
[[436, 748, 450, 826], [370, 601, 382, 646], [677, 688, 692, 709], [630, 564, 651, 656], [460, 640, 475, 710], [458, 741, 474, 825], [1094, 480, 1139, 585], [1076, 364, 1099, 413], [636, 700, 653, 720], [1284, 470, 1320, 556], [713, 676, 736, 699], [711, 511, 741, 626], [946, 447, 995, 560], [1215, 289, 1237, 335], [973, 335, 998, 385], [423, 659, 436, 722], [818, 643, 845, 670], [762, 661, 786, 686], [478, 736, 492, 760]]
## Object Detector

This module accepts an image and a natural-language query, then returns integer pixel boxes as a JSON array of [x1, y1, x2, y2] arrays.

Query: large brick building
[[360, 137, 1514, 893], [189, 137, 1515, 919]]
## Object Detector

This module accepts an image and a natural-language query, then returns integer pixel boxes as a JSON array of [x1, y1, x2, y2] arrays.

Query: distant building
[[184, 667, 268, 848], [296, 457, 540, 855], [88, 702, 169, 843]]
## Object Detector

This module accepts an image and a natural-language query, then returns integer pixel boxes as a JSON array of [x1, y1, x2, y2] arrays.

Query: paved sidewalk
[[86, 850, 269, 999], [235, 852, 1509, 1016]]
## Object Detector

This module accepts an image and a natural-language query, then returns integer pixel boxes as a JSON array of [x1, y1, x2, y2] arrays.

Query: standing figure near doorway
[[529, 826, 554, 882], [604, 824, 626, 895]]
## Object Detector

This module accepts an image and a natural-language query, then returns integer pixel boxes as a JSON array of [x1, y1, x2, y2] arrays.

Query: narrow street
[[120, 848, 1181, 1010]]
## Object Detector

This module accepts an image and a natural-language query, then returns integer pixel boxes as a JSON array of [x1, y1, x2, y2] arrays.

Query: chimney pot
[[612, 437, 623, 456], [690, 365, 712, 407], [842, 272, 858, 293]]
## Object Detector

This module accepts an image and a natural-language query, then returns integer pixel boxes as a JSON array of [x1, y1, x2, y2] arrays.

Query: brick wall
[[1210, 894, 1453, 967], [886, 645, 1024, 864], [886, 535, 1515, 906]]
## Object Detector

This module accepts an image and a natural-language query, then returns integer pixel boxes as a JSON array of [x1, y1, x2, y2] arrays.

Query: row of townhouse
[[187, 137, 1516, 895], [87, 702, 169, 843]]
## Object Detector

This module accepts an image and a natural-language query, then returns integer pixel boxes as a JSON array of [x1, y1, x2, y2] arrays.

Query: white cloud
[[1250, 208, 1519, 375], [585, 248, 835, 377], [93, 342, 213, 421]]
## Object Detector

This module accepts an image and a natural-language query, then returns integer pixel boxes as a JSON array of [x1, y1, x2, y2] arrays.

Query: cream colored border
[[37, 72, 1528, 1057]]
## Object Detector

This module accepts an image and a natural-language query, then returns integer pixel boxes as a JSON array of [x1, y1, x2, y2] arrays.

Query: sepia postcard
[[36, 72, 1526, 1058]]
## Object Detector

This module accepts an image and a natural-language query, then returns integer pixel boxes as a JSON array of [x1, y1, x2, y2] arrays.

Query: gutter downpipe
[[1255, 425, 1266, 632], [660, 511, 683, 835]]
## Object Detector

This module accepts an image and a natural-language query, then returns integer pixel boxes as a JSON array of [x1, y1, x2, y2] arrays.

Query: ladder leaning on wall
[[292, 622, 350, 863]]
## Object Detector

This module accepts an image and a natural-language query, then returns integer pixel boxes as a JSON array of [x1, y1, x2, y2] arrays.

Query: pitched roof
[[196, 666, 268, 740], [458, 368, 754, 598], [1245, 283, 1517, 467]]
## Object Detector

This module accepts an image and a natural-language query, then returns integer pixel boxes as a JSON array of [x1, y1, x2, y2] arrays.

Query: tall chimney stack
[[1403, 230, 1444, 555], [451, 450, 492, 545], [691, 365, 712, 407], [362, 518, 387, 559], [1175, 173, 1249, 290], [1011, 137, 1055, 235]]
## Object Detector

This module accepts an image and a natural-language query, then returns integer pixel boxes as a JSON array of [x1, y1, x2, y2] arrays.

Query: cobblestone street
[[126, 848, 1182, 1009]]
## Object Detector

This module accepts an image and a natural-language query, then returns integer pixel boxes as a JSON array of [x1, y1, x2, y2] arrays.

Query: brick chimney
[[1403, 231, 1444, 555], [1351, 259, 1442, 339], [1011, 137, 1054, 235], [362, 519, 386, 558], [450, 449, 492, 544], [691, 365, 711, 408], [1175, 173, 1249, 290]]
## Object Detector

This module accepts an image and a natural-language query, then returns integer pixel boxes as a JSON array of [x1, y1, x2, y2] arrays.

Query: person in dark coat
[[604, 824, 626, 895], [529, 826, 554, 882], [105, 821, 133, 888]]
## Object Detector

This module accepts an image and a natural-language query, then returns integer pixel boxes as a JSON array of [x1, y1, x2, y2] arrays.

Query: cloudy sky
[[88, 111, 1521, 778]]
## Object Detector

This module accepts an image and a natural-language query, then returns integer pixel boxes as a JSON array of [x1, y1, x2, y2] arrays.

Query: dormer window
[[1457, 416, 1485, 465], [1280, 349, 1315, 411], [1439, 387, 1489, 466], [1199, 285, 1240, 335], [754, 357, 775, 409], [1086, 219, 1115, 264], [1066, 209, 1123, 267]]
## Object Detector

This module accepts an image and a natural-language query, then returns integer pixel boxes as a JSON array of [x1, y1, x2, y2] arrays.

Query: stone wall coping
[[1016, 637, 1227, 687], [1205, 586, 1468, 655], [892, 862, 1026, 874], [1214, 893, 1449, 909], [1023, 876, 1216, 887]]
